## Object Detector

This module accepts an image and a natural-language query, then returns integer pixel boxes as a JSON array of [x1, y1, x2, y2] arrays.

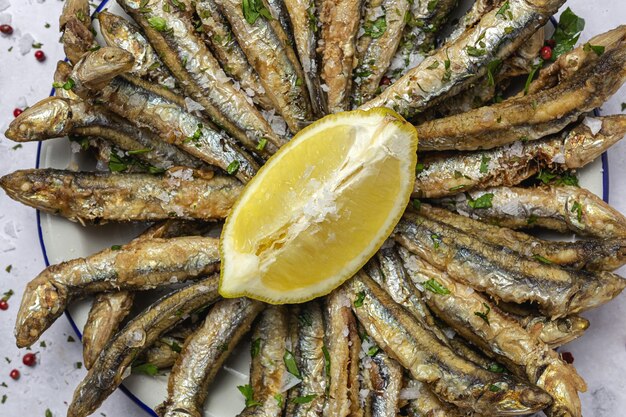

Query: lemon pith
[[219, 108, 418, 304]]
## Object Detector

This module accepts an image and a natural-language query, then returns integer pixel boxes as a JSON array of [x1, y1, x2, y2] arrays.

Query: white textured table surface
[[1, 1, 626, 416]]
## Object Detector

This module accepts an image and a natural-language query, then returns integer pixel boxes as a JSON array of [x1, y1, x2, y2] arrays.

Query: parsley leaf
[[583, 43, 605, 56], [237, 384, 262, 407], [292, 394, 316, 404], [364, 16, 387, 39], [242, 0, 273, 25], [354, 291, 366, 308], [283, 350, 301, 379], [552, 8, 585, 59], [423, 278, 450, 295], [467, 193, 494, 209], [474, 302, 491, 325], [132, 363, 159, 376]]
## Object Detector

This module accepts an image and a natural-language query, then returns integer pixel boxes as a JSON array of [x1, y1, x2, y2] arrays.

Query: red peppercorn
[[22, 353, 36, 367], [540, 46, 553, 60], [34, 50, 46, 62], [0, 300, 8, 310], [545, 39, 556, 48], [13, 108, 23, 118], [380, 76, 391, 86], [560, 351, 574, 364], [9, 369, 19, 380], [0, 24, 13, 35]]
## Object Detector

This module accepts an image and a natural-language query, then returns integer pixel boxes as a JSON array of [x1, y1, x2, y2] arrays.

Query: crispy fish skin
[[352, 0, 411, 105], [61, 16, 97, 65], [158, 298, 264, 417], [59, 0, 90, 30], [360, 0, 566, 119], [97, 76, 259, 182], [398, 251, 586, 417], [439, 185, 626, 239], [404, 378, 471, 417], [266, 0, 296, 46], [394, 212, 626, 318], [384, 0, 457, 85], [526, 25, 626, 96], [363, 352, 403, 417], [98, 11, 179, 92], [319, 0, 363, 113], [82, 292, 134, 370], [13, 236, 220, 348], [0, 168, 241, 224], [137, 335, 185, 369], [238, 306, 289, 417], [413, 115, 626, 198], [323, 289, 363, 417], [417, 44, 626, 152], [67, 277, 221, 417], [214, 0, 313, 133], [444, 0, 499, 45], [419, 203, 626, 271], [285, 302, 327, 417], [347, 274, 552, 415], [195, 0, 274, 111], [283, 0, 326, 116], [118, 0, 283, 154]]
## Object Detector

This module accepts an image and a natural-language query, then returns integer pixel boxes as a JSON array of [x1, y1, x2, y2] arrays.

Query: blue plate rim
[[34, 8, 610, 417]]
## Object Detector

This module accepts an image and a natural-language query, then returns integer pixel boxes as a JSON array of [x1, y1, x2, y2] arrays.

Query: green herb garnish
[[474, 302, 491, 325], [571, 201, 583, 222], [251, 338, 261, 358], [256, 138, 268, 151], [583, 43, 605, 56], [467, 193, 494, 209], [237, 384, 262, 407], [132, 363, 159, 376], [552, 8, 585, 59], [242, 0, 273, 25], [364, 16, 387, 39], [479, 155, 491, 173], [423, 278, 450, 295], [283, 350, 301, 379], [274, 393, 284, 407], [354, 291, 366, 308], [148, 16, 169, 32], [488, 363, 506, 373], [227, 160, 240, 175], [292, 394, 316, 404], [367, 346, 380, 357], [533, 254, 553, 264]]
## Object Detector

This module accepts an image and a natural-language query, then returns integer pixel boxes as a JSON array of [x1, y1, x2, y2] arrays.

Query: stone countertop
[[0, 0, 625, 416]]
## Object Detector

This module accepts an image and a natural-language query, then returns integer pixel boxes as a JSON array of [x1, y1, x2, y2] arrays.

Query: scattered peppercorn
[[34, 50, 46, 62], [540, 45, 553, 60], [9, 369, 19, 380], [13, 108, 23, 118], [0, 300, 8, 310], [0, 24, 13, 35], [22, 352, 36, 367], [379, 76, 391, 86]]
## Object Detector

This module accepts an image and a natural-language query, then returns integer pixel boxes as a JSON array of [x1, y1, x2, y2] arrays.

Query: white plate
[[36, 1, 609, 416]]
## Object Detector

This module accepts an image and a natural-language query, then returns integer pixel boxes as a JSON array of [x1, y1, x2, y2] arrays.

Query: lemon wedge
[[219, 108, 418, 303]]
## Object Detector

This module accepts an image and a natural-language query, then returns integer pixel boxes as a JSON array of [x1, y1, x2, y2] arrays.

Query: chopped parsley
[[426, 60, 440, 70], [292, 394, 316, 404], [354, 291, 366, 308], [274, 393, 284, 407], [474, 302, 491, 325], [427, 0, 438, 12], [227, 160, 240, 175], [110, 245, 122, 251], [479, 155, 491, 173], [467, 193, 494, 209], [488, 362, 506, 373], [527, 214, 538, 225], [1, 395, 6, 404], [67, 335, 76, 342], [552, 8, 585, 59], [132, 363, 159, 376], [52, 78, 75, 91], [127, 148, 153, 155], [533, 254, 553, 264], [237, 384, 261, 407], [147, 16, 169, 32], [489, 384, 502, 392], [430, 233, 440, 249], [412, 199, 422, 211], [622, 103, 626, 112], [583, 43, 605, 56], [283, 350, 301, 379], [1, 290, 13, 302], [524, 60, 543, 95], [45, 409, 52, 417], [536, 169, 579, 187], [466, 45, 486, 57], [256, 138, 268, 151], [423, 278, 450, 295], [40, 341, 47, 348], [251, 338, 261, 358], [364, 16, 387, 39], [570, 201, 583, 222], [367, 346, 380, 357], [442, 50, 452, 82], [448, 184, 466, 192], [32, 42, 43, 49], [4, 265, 11, 273], [242, 0, 273, 25], [75, 362, 83, 369], [415, 162, 425, 174], [486, 59, 502, 87], [496, 1, 512, 20], [322, 345, 331, 376]]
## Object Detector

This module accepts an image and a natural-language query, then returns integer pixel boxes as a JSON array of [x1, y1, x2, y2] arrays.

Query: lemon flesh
[[220, 108, 418, 303]]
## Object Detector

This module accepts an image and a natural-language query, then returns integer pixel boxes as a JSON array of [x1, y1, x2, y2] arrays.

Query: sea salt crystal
[[441, 326, 456, 340], [184, 97, 205, 114], [399, 386, 421, 400], [342, 326, 350, 337], [280, 371, 302, 392], [0, 13, 11, 25], [3, 221, 18, 239], [70, 141, 82, 154], [583, 117, 603, 136], [359, 389, 370, 405], [121, 366, 132, 380], [244, 87, 255, 97], [18, 33, 34, 55], [320, 83, 330, 92]]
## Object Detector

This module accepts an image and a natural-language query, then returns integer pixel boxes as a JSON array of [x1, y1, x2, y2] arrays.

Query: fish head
[[537, 362, 586, 417], [71, 47, 135, 93], [4, 97, 73, 142], [475, 375, 553, 416]]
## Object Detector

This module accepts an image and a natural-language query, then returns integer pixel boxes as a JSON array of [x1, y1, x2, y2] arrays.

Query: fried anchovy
[[82, 292, 134, 370], [195, 0, 274, 111], [0, 168, 241, 224], [283, 0, 326, 116], [347, 274, 552, 415], [266, 0, 296, 46], [438, 185, 626, 239], [352, 0, 411, 105], [394, 211, 626, 318], [158, 297, 264, 417], [384, 0, 458, 85], [214, 0, 313, 133], [82, 220, 211, 370], [69, 47, 136, 92], [404, 378, 472, 417], [5, 97, 205, 170], [67, 277, 221, 417], [444, 0, 499, 45], [398, 251, 587, 417], [417, 43, 626, 151], [238, 306, 289, 417], [285, 302, 326, 417], [418, 203, 626, 271], [413, 115, 626, 198], [60, 0, 96, 65], [324, 288, 363, 417], [98, 11, 179, 92], [446, 335, 494, 371], [361, 351, 403, 417], [60, 0, 90, 30], [526, 25, 626, 96], [89, 73, 259, 182], [135, 318, 205, 369], [13, 236, 220, 348], [361, 0, 566, 119], [365, 245, 449, 345], [319, 0, 363, 113], [118, 0, 283, 154]]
